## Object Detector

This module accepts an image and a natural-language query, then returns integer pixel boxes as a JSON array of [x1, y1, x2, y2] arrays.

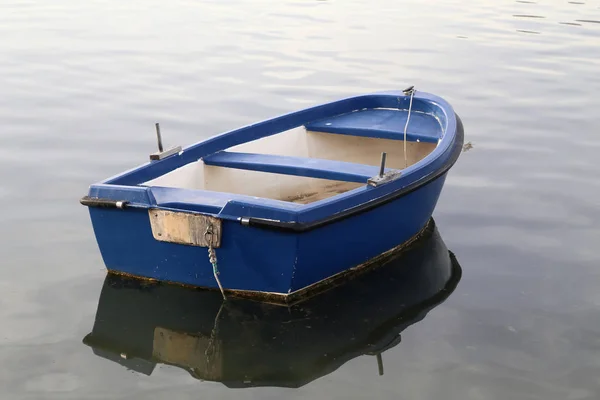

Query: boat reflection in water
[[82, 219, 462, 388]]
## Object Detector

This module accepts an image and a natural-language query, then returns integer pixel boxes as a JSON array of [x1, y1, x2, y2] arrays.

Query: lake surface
[[1, 0, 599, 398]]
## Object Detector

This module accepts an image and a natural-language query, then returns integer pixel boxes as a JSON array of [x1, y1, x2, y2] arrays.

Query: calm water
[[1, 0, 600, 398]]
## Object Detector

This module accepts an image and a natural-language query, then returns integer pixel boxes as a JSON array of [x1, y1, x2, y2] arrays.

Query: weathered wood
[[148, 209, 222, 248]]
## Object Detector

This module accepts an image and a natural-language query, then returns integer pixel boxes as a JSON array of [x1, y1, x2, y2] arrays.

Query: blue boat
[[80, 87, 464, 303]]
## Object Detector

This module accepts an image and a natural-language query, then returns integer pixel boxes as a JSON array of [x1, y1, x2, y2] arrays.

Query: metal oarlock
[[367, 86, 417, 187], [155, 122, 164, 152], [368, 151, 401, 187], [378, 152, 387, 177], [149, 122, 182, 161]]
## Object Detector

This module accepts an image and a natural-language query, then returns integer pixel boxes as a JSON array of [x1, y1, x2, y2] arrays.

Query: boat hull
[[88, 172, 448, 302], [82, 89, 464, 302]]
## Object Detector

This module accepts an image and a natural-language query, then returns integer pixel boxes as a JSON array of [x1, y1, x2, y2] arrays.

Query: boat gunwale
[[81, 90, 462, 229]]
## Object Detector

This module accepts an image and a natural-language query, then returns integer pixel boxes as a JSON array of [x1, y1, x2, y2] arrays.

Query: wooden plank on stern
[[148, 209, 222, 248]]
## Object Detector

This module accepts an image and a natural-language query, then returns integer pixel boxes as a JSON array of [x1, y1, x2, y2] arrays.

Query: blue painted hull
[[89, 173, 447, 295], [82, 89, 464, 301]]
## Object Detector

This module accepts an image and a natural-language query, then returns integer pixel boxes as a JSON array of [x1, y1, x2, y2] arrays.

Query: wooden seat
[[202, 151, 392, 183]]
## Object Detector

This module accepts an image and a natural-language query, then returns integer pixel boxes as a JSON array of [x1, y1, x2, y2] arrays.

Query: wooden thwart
[[148, 209, 222, 248]]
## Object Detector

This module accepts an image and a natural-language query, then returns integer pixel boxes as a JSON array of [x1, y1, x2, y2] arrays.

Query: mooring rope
[[402, 86, 416, 169], [205, 225, 226, 300]]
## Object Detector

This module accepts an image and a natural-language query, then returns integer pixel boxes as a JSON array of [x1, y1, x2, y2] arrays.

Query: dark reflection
[[82, 220, 462, 388]]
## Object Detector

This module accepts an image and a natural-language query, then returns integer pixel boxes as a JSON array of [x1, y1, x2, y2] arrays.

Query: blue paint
[[304, 108, 441, 143], [290, 174, 448, 291], [82, 89, 464, 298], [203, 151, 389, 183], [90, 207, 298, 294]]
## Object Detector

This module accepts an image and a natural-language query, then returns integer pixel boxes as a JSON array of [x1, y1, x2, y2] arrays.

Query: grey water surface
[[1, 0, 600, 398]]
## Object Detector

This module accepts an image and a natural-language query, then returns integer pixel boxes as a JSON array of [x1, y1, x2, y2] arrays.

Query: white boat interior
[[142, 127, 438, 204]]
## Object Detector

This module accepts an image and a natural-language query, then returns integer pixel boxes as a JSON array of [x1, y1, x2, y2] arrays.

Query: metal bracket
[[150, 146, 182, 161], [368, 170, 402, 187], [368, 151, 402, 187], [149, 122, 182, 161]]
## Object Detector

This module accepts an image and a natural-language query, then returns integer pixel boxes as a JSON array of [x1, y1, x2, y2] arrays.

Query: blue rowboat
[[82, 220, 462, 387], [80, 88, 464, 302]]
